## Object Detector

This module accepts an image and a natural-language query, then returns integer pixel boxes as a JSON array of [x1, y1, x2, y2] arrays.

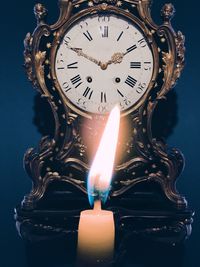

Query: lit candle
[[77, 106, 120, 266]]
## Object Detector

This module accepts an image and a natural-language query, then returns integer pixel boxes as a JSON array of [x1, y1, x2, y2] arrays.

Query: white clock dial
[[55, 13, 154, 114]]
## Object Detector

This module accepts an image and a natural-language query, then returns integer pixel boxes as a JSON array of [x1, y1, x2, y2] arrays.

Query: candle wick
[[94, 200, 102, 211]]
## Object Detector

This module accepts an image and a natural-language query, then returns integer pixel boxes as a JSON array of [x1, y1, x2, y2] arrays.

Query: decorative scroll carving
[[24, 33, 38, 89], [172, 31, 185, 87]]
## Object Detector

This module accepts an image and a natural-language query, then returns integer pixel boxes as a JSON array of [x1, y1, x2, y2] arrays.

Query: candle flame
[[87, 106, 120, 206]]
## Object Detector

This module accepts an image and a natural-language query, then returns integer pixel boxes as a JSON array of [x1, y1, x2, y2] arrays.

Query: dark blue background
[[0, 0, 199, 266]]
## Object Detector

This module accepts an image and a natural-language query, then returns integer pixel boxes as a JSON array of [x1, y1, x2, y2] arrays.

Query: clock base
[[16, 182, 193, 244], [15, 204, 193, 266], [15, 197, 194, 246], [16, 215, 188, 267]]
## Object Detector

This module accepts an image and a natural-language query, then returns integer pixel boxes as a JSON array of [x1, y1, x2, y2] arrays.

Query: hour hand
[[100, 52, 125, 70], [109, 52, 125, 64]]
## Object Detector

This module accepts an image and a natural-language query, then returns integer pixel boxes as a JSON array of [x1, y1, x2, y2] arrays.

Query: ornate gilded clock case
[[17, 0, 193, 240]]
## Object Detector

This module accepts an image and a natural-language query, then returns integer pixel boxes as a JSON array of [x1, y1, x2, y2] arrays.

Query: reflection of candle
[[77, 106, 120, 266]]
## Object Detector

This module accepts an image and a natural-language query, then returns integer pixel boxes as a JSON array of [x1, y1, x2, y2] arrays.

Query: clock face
[[55, 13, 154, 114]]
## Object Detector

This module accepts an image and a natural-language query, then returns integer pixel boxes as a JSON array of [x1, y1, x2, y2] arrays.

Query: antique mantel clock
[[18, 0, 193, 239]]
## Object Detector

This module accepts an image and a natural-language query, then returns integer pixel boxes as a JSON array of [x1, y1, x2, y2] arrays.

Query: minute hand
[[70, 47, 101, 67]]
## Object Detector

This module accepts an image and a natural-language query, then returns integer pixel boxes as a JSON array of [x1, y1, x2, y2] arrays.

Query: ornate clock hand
[[68, 45, 101, 67], [110, 52, 125, 64], [100, 52, 125, 70], [68, 45, 125, 71]]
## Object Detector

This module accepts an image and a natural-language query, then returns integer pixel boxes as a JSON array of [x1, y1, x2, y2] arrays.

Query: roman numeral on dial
[[126, 45, 137, 54], [71, 75, 82, 88], [101, 92, 107, 103], [130, 62, 141, 69], [125, 76, 137, 88], [67, 62, 78, 69], [83, 31, 93, 41], [83, 87, 93, 99], [101, 26, 108, 38], [117, 89, 124, 97], [117, 31, 124, 41]]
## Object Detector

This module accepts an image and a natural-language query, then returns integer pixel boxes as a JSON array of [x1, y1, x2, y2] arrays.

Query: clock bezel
[[50, 5, 159, 119]]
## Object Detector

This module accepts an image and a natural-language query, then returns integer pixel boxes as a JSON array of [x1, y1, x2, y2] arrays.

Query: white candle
[[77, 201, 114, 265]]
